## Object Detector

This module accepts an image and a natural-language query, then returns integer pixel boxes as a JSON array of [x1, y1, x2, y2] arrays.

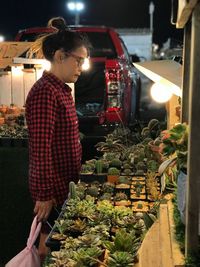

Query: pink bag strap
[[27, 216, 42, 249]]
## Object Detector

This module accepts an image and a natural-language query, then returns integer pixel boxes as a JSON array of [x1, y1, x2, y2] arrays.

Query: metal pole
[[181, 21, 191, 123], [185, 1, 200, 256], [75, 12, 80, 25], [149, 2, 155, 33]]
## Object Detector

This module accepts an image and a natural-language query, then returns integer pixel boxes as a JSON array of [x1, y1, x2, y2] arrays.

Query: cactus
[[136, 161, 146, 171], [68, 181, 77, 199], [80, 164, 94, 173], [100, 193, 112, 201], [108, 167, 120, 175], [122, 168, 132, 175], [118, 176, 131, 184], [86, 186, 99, 197], [102, 182, 115, 193], [95, 159, 103, 174], [114, 192, 128, 201], [110, 158, 122, 169], [123, 163, 132, 169]]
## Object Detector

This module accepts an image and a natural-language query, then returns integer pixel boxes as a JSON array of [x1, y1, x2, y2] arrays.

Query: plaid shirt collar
[[43, 71, 72, 93]]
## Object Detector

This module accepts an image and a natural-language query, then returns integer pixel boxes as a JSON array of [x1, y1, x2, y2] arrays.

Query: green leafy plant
[[107, 251, 134, 267], [159, 123, 188, 170], [104, 228, 141, 257]]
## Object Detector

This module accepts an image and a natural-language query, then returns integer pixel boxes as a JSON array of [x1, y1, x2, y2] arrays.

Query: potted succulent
[[79, 162, 95, 183], [107, 167, 120, 183], [114, 192, 131, 206]]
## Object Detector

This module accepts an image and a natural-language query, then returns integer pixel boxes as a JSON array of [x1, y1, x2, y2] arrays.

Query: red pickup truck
[[15, 26, 141, 135]]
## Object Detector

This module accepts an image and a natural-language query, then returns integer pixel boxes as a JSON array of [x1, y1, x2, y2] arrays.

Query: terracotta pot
[[0, 117, 5, 125], [107, 175, 119, 183]]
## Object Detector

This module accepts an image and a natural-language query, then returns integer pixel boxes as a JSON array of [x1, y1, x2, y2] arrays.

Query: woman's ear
[[54, 50, 64, 63]]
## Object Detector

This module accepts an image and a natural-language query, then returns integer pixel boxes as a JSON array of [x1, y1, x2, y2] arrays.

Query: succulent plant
[[102, 182, 115, 193], [147, 159, 159, 172], [136, 161, 146, 171], [114, 192, 128, 201], [122, 168, 132, 175], [108, 167, 120, 175], [80, 164, 94, 174], [86, 186, 99, 197], [118, 176, 131, 184], [103, 152, 121, 161], [73, 246, 103, 266], [123, 162, 132, 169], [146, 172, 160, 200], [95, 159, 104, 174], [99, 192, 112, 201], [68, 181, 77, 199], [107, 251, 134, 267], [90, 180, 100, 188], [104, 228, 141, 256], [109, 158, 122, 169]]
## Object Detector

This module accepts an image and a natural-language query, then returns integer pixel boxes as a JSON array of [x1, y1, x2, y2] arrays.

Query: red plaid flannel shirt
[[25, 71, 81, 205]]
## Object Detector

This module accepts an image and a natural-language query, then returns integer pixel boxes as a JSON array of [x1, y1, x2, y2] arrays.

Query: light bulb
[[150, 82, 173, 103]]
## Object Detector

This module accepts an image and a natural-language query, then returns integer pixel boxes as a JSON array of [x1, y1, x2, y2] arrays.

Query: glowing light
[[11, 65, 23, 76], [81, 58, 90, 71], [67, 2, 84, 11], [150, 82, 173, 103], [0, 35, 4, 42]]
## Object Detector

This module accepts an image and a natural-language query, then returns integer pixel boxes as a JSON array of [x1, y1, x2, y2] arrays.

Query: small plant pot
[[132, 201, 149, 212], [107, 175, 119, 184], [92, 173, 107, 183], [132, 176, 146, 182], [115, 183, 130, 190], [114, 200, 131, 206], [130, 187, 146, 194], [130, 193, 146, 200], [79, 172, 94, 183]]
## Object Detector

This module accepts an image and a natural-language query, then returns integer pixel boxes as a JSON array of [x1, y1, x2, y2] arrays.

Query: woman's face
[[60, 46, 88, 83]]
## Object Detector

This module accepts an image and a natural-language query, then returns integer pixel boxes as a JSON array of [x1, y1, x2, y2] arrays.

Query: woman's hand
[[34, 200, 55, 222]]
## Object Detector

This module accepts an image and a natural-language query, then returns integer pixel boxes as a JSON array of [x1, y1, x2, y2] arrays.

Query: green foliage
[[73, 246, 103, 266], [107, 251, 134, 267], [104, 228, 141, 256], [147, 159, 159, 172], [160, 123, 188, 170]]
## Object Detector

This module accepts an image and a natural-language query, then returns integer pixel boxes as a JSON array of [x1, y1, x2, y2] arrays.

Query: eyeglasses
[[64, 52, 86, 67]]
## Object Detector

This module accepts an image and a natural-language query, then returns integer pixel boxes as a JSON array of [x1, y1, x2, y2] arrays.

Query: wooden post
[[185, 1, 200, 255], [181, 21, 191, 123]]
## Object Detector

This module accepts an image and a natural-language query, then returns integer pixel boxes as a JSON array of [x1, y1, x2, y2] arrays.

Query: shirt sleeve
[[26, 85, 57, 201]]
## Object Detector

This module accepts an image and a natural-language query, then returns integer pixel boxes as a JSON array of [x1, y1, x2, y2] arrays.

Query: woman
[[25, 28, 89, 261]]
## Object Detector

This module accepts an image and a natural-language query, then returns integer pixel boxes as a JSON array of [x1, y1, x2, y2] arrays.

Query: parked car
[[15, 26, 141, 135]]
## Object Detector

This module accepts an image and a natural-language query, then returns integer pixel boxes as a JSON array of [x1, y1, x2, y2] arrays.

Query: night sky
[[0, 0, 183, 46]]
